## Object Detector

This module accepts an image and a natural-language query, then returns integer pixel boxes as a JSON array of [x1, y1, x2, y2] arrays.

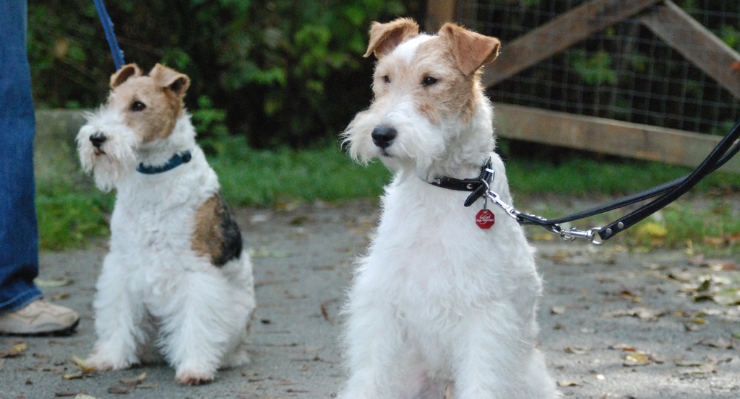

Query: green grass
[[208, 137, 390, 206], [35, 137, 740, 254]]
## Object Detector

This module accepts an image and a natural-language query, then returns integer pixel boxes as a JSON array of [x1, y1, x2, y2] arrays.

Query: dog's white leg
[[339, 293, 430, 399], [451, 306, 556, 399], [85, 254, 144, 370], [159, 271, 244, 385]]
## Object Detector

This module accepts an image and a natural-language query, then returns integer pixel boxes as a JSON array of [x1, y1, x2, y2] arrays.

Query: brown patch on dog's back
[[192, 193, 243, 267]]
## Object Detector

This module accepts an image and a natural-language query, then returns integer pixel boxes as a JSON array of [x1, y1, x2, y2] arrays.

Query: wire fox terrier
[[76, 63, 256, 385], [339, 19, 559, 398]]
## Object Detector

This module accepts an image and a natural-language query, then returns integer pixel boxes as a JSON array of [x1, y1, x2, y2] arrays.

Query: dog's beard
[[77, 123, 140, 192], [343, 104, 448, 176]]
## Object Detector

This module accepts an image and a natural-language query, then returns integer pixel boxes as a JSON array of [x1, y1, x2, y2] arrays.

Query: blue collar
[[137, 151, 192, 175]]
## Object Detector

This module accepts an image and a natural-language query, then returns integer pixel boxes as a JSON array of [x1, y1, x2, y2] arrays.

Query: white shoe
[[0, 299, 79, 335]]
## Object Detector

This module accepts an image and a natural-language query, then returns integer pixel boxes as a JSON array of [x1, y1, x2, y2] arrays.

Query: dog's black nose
[[371, 125, 397, 149], [90, 132, 106, 149]]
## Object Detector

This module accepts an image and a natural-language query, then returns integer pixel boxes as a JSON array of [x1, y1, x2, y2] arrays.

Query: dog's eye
[[130, 101, 146, 112], [422, 76, 438, 87], [383, 75, 391, 84]]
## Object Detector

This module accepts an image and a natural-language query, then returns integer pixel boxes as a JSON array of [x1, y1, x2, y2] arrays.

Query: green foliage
[[28, 0, 406, 148], [568, 50, 616, 85]]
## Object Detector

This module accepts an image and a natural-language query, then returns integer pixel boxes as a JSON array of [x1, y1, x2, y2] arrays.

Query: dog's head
[[342, 18, 500, 175], [77, 63, 191, 191]]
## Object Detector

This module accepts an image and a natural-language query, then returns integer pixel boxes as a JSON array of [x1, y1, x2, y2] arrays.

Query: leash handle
[[597, 118, 740, 240], [93, 0, 125, 70], [513, 117, 740, 244]]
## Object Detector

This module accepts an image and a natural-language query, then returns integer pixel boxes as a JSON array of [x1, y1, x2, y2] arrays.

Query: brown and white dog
[[77, 63, 255, 385], [339, 19, 559, 398]]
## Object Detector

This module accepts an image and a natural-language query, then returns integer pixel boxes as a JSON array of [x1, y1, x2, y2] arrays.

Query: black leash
[[431, 118, 740, 244]]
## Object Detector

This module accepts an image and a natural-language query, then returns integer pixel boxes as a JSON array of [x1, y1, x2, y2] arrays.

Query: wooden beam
[[638, 0, 740, 100], [425, 0, 457, 33], [482, 0, 660, 88], [493, 103, 740, 173]]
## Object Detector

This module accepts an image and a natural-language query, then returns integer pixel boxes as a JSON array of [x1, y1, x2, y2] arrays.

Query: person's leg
[[0, 0, 78, 335], [0, 0, 42, 313]]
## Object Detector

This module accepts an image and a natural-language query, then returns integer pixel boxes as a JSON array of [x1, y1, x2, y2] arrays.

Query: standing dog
[[339, 19, 559, 398], [77, 63, 256, 385]]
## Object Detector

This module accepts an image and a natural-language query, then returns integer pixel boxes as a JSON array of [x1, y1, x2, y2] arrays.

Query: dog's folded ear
[[364, 18, 419, 59], [110, 64, 142, 89], [439, 23, 501, 77], [150, 63, 191, 98]]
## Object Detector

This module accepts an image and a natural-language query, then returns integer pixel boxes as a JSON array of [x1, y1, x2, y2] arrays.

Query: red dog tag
[[475, 209, 495, 229]]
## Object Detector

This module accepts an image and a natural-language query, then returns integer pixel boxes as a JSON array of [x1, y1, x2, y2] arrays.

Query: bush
[[28, 0, 408, 147]]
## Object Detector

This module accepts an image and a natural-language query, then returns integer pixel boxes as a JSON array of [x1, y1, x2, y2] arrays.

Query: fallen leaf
[[550, 306, 566, 315], [564, 346, 589, 355], [1, 342, 27, 358], [107, 385, 129, 394], [119, 372, 146, 385], [594, 374, 605, 380], [699, 337, 733, 349], [63, 372, 85, 380], [51, 293, 70, 301], [623, 353, 650, 366], [73, 395, 99, 399], [685, 323, 704, 332], [72, 355, 93, 372], [34, 278, 73, 288], [608, 343, 635, 352], [557, 380, 579, 387], [668, 271, 693, 283], [712, 289, 740, 306], [674, 359, 703, 367]]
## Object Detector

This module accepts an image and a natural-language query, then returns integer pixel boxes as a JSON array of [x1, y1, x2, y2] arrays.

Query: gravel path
[[2, 200, 740, 399]]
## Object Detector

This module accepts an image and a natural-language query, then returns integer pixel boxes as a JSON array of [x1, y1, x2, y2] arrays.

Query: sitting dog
[[339, 19, 559, 398], [77, 63, 256, 385]]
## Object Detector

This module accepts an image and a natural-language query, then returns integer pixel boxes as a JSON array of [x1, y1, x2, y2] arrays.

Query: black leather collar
[[428, 157, 493, 207]]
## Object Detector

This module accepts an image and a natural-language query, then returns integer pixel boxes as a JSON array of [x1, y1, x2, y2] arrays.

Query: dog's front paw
[[176, 368, 215, 386], [84, 351, 134, 371]]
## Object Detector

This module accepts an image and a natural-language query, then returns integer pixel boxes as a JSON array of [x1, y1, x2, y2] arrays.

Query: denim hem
[[0, 289, 42, 314]]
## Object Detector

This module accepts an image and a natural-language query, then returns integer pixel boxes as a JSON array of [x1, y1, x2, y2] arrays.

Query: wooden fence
[[425, 0, 740, 173]]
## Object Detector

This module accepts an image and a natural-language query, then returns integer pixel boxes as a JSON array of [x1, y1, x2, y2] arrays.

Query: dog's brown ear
[[150, 63, 191, 97], [439, 23, 500, 76], [364, 18, 419, 59], [110, 64, 142, 89]]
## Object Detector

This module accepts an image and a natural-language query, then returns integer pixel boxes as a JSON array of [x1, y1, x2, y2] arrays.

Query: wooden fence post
[[425, 0, 457, 32]]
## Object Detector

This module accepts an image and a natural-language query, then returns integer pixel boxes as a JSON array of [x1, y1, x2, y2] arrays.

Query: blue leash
[[93, 0, 125, 70]]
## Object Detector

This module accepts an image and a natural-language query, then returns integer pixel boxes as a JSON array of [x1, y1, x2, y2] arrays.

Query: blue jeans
[[0, 0, 43, 313]]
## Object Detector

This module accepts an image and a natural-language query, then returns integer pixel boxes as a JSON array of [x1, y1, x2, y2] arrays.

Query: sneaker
[[0, 299, 79, 335]]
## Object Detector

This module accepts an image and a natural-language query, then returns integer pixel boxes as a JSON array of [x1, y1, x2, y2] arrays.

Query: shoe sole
[[0, 318, 80, 337]]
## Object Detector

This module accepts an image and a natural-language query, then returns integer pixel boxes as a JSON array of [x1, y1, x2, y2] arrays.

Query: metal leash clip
[[557, 227, 604, 245], [481, 182, 604, 245]]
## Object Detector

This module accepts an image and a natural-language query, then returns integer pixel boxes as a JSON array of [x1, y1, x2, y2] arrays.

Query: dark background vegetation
[[27, 1, 740, 148], [28, 0, 423, 148]]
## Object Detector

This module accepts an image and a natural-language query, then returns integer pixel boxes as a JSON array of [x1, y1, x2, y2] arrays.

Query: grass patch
[[208, 137, 390, 206], [35, 137, 740, 254]]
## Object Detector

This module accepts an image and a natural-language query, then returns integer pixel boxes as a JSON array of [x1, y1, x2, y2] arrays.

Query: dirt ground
[[2, 199, 740, 399]]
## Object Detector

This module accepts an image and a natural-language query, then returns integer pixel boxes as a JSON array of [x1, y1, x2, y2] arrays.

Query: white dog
[[77, 63, 256, 385], [339, 19, 559, 399]]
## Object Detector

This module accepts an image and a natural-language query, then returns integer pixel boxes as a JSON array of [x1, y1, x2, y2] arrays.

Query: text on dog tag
[[475, 209, 495, 229]]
